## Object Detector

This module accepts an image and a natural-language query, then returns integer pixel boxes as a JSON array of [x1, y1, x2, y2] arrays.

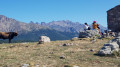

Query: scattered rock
[[62, 43, 74, 46], [43, 65, 46, 67], [60, 55, 65, 59], [63, 43, 67, 46], [2, 47, 7, 49], [21, 64, 29, 67], [21, 63, 39, 67], [21, 42, 28, 44], [49, 52, 54, 54], [71, 37, 79, 41], [64, 65, 79, 67], [103, 33, 107, 38], [48, 56, 51, 58], [38, 36, 50, 44], [90, 49, 94, 52], [35, 64, 39, 67], [9, 45, 15, 48], [73, 65, 79, 67], [25, 46, 29, 48], [64, 65, 72, 67]]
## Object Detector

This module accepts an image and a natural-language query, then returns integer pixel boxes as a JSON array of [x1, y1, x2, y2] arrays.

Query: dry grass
[[0, 38, 119, 67]]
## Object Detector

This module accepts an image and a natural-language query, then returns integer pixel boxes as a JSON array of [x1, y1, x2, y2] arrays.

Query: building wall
[[107, 5, 120, 32]]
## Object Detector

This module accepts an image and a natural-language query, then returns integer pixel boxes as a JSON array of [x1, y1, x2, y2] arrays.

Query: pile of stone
[[79, 30, 100, 38], [62, 43, 74, 46], [38, 36, 50, 44], [64, 65, 79, 67], [59, 43, 75, 47], [21, 64, 40, 67], [98, 36, 120, 55], [102, 30, 116, 38]]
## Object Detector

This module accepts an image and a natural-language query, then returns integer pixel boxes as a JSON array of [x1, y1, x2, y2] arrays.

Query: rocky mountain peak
[[0, 15, 6, 19], [0, 15, 8, 22], [0, 15, 17, 23]]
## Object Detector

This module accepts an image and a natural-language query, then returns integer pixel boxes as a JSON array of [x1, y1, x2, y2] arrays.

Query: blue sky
[[0, 0, 120, 27]]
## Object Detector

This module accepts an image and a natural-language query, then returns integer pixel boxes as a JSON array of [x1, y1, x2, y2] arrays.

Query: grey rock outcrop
[[109, 36, 120, 47], [98, 36, 120, 55], [38, 36, 50, 44], [79, 30, 99, 38], [98, 42, 119, 55]]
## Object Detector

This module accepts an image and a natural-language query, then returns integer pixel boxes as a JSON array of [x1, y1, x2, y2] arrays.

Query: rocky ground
[[0, 38, 119, 67]]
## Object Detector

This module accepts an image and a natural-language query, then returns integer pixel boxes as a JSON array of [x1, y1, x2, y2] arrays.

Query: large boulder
[[79, 30, 99, 38], [108, 36, 120, 47], [98, 36, 120, 55], [98, 33, 120, 55], [98, 42, 119, 55], [38, 36, 50, 44]]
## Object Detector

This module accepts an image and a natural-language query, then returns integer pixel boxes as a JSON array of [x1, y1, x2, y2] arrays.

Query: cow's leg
[[9, 39, 11, 43]]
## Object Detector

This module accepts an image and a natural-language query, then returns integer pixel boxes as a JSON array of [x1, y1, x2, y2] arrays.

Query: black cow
[[0, 32, 18, 43]]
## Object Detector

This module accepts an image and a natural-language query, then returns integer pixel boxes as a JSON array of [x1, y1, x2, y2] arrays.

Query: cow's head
[[13, 32, 18, 36]]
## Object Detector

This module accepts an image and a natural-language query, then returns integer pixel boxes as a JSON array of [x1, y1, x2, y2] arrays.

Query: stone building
[[107, 5, 120, 32]]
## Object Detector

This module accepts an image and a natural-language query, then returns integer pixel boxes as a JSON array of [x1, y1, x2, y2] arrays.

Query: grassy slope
[[0, 38, 119, 67]]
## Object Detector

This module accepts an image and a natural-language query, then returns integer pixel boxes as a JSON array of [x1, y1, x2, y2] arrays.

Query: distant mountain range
[[0, 15, 107, 42], [41, 20, 107, 33]]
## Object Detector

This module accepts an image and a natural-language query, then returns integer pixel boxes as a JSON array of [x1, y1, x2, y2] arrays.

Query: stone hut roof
[[107, 5, 120, 13]]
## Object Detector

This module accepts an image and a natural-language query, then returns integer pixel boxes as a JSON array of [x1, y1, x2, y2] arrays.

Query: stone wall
[[107, 5, 120, 32]]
